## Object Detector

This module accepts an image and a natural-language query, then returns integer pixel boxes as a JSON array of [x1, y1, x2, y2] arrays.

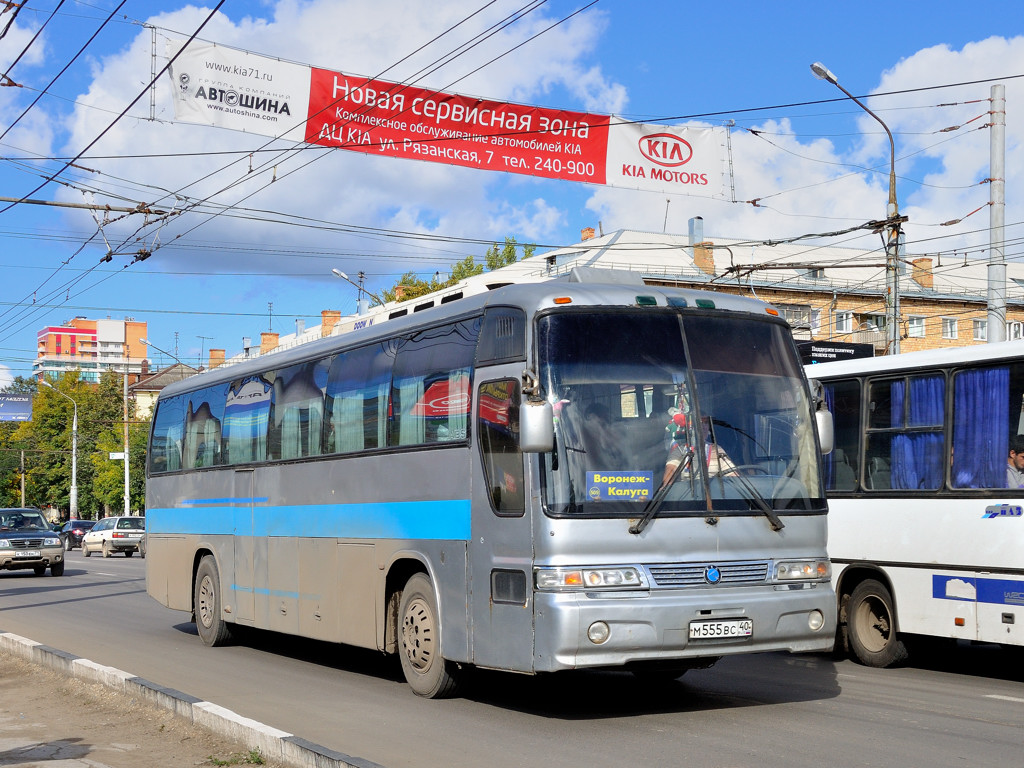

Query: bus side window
[[823, 379, 861, 492], [150, 395, 185, 474], [324, 343, 392, 454], [390, 319, 479, 448], [184, 384, 227, 469], [951, 363, 1023, 489], [478, 379, 524, 515], [270, 358, 330, 460]]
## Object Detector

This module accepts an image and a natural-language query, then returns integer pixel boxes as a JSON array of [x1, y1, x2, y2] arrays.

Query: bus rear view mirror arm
[[521, 400, 554, 453]]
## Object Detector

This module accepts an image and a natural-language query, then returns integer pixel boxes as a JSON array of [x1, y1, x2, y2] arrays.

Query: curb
[[0, 630, 384, 768]]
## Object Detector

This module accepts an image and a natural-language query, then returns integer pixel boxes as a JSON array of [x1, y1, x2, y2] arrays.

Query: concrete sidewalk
[[0, 632, 381, 768]]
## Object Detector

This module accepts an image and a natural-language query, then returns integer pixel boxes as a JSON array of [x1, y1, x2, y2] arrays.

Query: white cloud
[[46, 1, 620, 281], [586, 36, 1023, 263]]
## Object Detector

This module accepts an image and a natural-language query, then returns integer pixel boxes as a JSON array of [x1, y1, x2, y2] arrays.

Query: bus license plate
[[689, 619, 753, 639], [15, 550, 40, 558]]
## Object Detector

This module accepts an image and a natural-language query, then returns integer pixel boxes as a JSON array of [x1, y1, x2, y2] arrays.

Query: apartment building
[[34, 317, 148, 383]]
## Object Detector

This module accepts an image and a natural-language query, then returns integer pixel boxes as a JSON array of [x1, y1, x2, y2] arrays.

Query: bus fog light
[[808, 610, 824, 631], [587, 621, 610, 644]]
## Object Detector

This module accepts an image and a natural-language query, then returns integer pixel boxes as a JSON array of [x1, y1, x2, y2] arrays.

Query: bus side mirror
[[815, 409, 834, 455], [520, 399, 554, 453]]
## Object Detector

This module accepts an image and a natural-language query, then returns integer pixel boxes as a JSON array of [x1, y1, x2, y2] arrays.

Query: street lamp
[[332, 269, 383, 314], [41, 380, 78, 519], [811, 61, 904, 354], [140, 337, 184, 367]]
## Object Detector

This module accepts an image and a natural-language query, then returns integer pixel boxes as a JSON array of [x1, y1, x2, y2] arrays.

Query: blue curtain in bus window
[[890, 375, 944, 490], [951, 366, 1008, 488]]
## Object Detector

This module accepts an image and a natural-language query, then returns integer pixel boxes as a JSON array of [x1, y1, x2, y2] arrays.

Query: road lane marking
[[985, 695, 1024, 703]]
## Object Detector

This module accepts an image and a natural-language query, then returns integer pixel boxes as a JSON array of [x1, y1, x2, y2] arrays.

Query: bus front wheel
[[194, 556, 234, 647], [398, 573, 461, 698], [847, 578, 907, 668]]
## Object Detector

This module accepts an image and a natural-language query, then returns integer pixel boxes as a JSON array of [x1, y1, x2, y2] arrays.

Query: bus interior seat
[[867, 456, 891, 489], [833, 448, 856, 489]]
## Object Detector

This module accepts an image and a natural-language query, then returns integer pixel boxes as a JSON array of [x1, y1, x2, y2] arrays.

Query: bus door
[[469, 378, 534, 671], [233, 468, 256, 623]]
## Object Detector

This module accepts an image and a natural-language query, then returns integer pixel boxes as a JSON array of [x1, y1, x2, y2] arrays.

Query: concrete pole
[[988, 84, 1006, 343], [124, 368, 130, 515]]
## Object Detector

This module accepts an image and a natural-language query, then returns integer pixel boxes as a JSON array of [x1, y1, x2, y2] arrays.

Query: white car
[[81, 516, 146, 558]]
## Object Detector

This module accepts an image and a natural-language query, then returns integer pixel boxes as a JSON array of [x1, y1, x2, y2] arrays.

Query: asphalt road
[[2, 550, 1023, 768]]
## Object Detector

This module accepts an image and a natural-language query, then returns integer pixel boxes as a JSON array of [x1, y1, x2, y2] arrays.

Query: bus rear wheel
[[194, 555, 234, 647], [847, 578, 907, 668], [398, 573, 461, 698]]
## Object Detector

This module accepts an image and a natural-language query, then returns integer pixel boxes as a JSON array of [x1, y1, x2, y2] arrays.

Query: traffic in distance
[[806, 341, 1024, 667], [144, 270, 836, 697]]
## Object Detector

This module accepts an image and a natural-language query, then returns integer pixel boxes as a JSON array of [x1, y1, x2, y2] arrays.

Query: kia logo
[[639, 133, 693, 167]]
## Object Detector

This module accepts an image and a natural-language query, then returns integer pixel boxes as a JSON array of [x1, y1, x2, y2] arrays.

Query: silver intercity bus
[[146, 271, 835, 697]]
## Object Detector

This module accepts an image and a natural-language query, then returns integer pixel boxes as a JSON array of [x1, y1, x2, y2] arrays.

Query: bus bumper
[[532, 583, 836, 672]]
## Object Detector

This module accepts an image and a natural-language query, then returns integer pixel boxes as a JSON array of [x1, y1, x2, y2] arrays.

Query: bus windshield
[[538, 311, 823, 516]]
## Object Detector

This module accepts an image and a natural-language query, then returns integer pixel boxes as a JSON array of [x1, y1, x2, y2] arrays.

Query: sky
[[0, 0, 1021, 384]]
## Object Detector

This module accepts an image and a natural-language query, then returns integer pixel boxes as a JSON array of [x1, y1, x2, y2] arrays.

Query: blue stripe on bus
[[933, 574, 1024, 606], [147, 499, 471, 540], [181, 497, 270, 506]]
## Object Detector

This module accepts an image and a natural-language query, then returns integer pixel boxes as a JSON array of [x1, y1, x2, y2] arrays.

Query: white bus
[[808, 342, 1024, 666], [146, 271, 836, 697]]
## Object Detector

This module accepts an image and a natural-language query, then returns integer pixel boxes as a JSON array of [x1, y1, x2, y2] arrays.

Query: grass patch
[[206, 747, 266, 765]]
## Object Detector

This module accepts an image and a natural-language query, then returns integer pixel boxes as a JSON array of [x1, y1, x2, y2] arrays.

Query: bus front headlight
[[775, 560, 830, 581], [535, 567, 644, 591]]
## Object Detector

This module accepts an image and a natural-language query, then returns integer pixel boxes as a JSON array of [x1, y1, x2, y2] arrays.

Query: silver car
[[81, 516, 146, 558], [0, 508, 65, 576]]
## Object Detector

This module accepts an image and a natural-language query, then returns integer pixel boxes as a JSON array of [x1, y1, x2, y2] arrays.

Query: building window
[[942, 318, 958, 339], [777, 304, 811, 331], [810, 309, 822, 334], [864, 314, 887, 333], [907, 316, 925, 338], [973, 319, 987, 341], [835, 311, 853, 334]]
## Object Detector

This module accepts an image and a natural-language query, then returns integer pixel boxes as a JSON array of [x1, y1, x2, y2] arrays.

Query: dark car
[[0, 508, 65, 576], [59, 519, 97, 551]]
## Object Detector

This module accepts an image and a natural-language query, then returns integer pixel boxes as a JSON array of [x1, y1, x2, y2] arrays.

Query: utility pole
[[988, 84, 1006, 343], [811, 62, 906, 354], [123, 367, 130, 515]]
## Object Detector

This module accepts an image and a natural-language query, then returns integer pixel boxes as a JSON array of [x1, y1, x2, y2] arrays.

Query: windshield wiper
[[630, 448, 694, 535], [720, 468, 785, 532]]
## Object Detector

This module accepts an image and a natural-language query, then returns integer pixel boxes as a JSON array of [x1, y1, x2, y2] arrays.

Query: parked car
[[59, 519, 96, 551], [81, 516, 145, 558], [0, 507, 65, 576]]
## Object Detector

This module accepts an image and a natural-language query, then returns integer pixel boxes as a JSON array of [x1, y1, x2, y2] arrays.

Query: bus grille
[[648, 560, 769, 587]]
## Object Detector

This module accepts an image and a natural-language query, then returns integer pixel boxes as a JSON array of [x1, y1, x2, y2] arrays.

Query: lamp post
[[41, 380, 78, 519], [811, 61, 903, 354], [140, 337, 184, 367], [332, 269, 383, 314]]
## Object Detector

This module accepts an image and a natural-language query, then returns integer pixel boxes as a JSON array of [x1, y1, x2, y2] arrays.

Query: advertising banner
[[168, 41, 725, 196], [0, 394, 32, 422]]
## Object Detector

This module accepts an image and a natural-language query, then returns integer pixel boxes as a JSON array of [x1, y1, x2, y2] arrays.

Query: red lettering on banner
[[304, 67, 609, 184], [639, 133, 693, 167]]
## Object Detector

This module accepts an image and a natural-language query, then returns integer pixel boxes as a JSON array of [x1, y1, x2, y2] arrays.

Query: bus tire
[[847, 578, 907, 668], [194, 555, 234, 647], [398, 573, 461, 698]]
